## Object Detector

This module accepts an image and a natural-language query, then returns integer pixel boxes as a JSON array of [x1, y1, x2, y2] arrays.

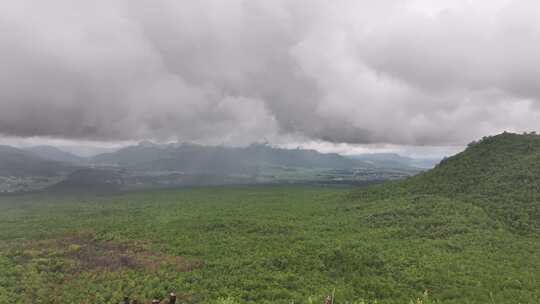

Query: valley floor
[[0, 185, 538, 303]]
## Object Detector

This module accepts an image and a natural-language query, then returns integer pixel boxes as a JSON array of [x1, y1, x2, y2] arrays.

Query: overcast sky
[[1, 0, 540, 156]]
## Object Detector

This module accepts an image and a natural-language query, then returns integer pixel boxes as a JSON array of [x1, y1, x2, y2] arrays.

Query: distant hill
[[93, 142, 371, 175], [347, 153, 440, 169], [24, 145, 84, 163], [0, 142, 419, 192], [47, 168, 124, 193], [364, 132, 540, 233], [0, 145, 70, 177]]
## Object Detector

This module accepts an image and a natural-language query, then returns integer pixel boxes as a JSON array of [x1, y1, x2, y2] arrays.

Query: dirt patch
[[7, 231, 204, 274]]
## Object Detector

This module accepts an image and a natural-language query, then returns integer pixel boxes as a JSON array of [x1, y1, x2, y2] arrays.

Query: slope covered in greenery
[[0, 133, 539, 303], [0, 184, 537, 304], [380, 132, 540, 233]]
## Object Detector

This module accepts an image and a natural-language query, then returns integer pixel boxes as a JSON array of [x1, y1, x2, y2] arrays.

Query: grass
[[0, 184, 539, 303]]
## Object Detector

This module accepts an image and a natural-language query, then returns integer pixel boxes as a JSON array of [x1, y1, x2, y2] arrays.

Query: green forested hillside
[[0, 133, 539, 303], [377, 132, 540, 233]]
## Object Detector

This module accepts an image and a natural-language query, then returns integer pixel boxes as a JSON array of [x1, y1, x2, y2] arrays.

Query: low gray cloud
[[1, 0, 540, 145]]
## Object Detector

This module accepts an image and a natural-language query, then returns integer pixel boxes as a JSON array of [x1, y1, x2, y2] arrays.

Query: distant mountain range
[[346, 153, 440, 169], [92, 142, 371, 174], [0, 142, 434, 192], [23, 145, 84, 163], [0, 145, 73, 177]]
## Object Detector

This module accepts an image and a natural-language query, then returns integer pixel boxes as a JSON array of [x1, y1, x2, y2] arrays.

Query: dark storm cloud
[[1, 0, 540, 145]]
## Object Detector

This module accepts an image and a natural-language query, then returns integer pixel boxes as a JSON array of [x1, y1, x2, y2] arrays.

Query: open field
[[1, 183, 539, 303]]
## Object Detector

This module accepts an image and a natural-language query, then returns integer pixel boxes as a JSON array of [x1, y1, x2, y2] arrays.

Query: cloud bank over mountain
[[1, 0, 540, 145]]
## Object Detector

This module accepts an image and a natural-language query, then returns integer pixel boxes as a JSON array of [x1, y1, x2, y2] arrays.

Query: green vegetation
[[396, 132, 540, 233], [1, 133, 540, 303]]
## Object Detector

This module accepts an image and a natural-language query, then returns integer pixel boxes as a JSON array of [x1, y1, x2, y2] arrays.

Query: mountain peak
[[24, 145, 83, 163]]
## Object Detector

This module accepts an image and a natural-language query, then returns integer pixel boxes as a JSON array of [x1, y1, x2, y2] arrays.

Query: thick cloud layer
[[1, 0, 540, 145]]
